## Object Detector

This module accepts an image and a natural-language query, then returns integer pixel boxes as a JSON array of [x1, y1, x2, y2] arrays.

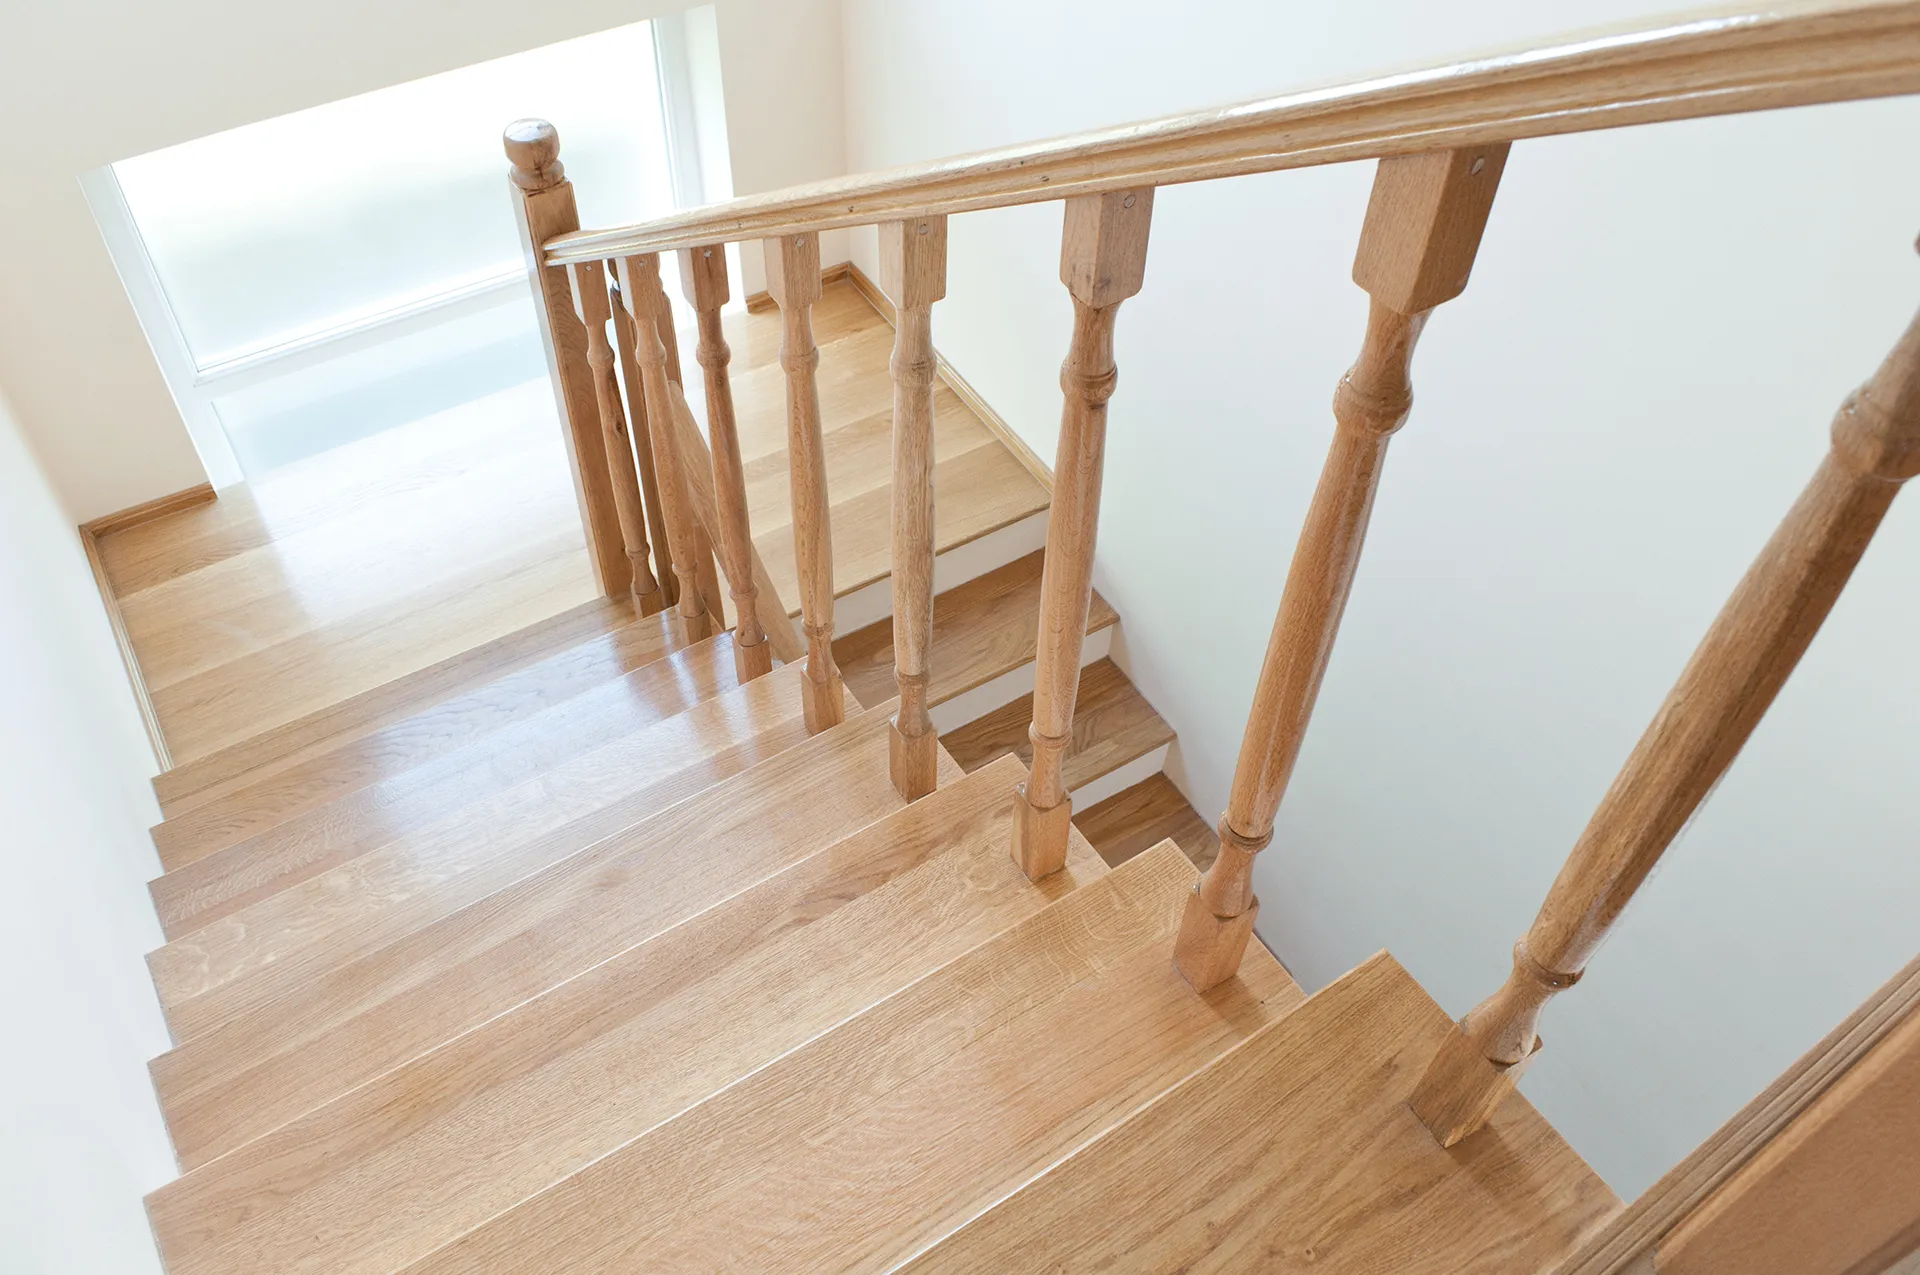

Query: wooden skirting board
[[746, 258, 1054, 496], [78, 482, 217, 772]]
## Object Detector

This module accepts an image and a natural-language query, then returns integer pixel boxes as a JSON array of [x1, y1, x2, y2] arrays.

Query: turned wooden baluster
[[564, 260, 664, 616], [658, 290, 730, 629], [763, 232, 847, 732], [679, 243, 773, 680], [882, 216, 949, 800], [1173, 144, 1510, 992], [1012, 189, 1154, 880], [614, 252, 715, 643], [1410, 285, 1920, 1148], [503, 119, 628, 597], [609, 280, 677, 610]]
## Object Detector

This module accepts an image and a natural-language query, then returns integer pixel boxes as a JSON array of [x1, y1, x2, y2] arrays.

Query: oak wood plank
[[153, 702, 955, 1169], [903, 951, 1617, 1274], [149, 757, 1102, 1275], [400, 842, 1300, 1275], [149, 664, 813, 1040], [1076, 772, 1220, 871]]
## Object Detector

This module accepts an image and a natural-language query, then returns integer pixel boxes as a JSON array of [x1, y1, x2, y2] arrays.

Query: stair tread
[[151, 594, 643, 818], [147, 631, 748, 936], [400, 841, 1302, 1275], [1077, 773, 1220, 871], [150, 662, 815, 1043], [147, 756, 1104, 1275], [900, 951, 1619, 1275], [153, 702, 958, 1170], [940, 657, 1174, 793], [836, 549, 1119, 710], [150, 609, 685, 863]]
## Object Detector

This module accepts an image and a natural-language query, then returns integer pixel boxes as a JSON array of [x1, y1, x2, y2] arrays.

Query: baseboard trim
[[843, 262, 1053, 496], [77, 483, 213, 772], [743, 260, 852, 314]]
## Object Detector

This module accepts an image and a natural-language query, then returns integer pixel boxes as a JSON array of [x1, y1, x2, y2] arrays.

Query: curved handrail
[[547, 0, 1920, 265]]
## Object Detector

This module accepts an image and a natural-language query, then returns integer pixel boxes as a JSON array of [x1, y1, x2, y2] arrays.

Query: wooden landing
[[93, 276, 1045, 769]]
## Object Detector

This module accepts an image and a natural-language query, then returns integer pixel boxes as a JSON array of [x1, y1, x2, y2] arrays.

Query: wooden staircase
[[137, 598, 1609, 1274], [114, 5, 1920, 1271]]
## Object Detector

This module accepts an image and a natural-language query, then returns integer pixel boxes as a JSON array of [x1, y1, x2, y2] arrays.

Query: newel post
[[881, 215, 949, 800], [1408, 259, 1920, 1148], [1012, 188, 1154, 880], [503, 119, 630, 598], [1173, 144, 1510, 992]]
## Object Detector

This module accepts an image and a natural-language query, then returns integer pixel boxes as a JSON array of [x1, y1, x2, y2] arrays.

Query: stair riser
[[833, 508, 1047, 633], [1071, 741, 1170, 810], [928, 624, 1110, 734]]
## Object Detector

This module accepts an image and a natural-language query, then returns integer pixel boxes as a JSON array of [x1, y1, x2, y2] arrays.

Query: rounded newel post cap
[[504, 118, 564, 190]]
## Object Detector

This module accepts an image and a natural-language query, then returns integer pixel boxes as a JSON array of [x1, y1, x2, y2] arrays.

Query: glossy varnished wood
[[1015, 188, 1153, 880], [400, 842, 1301, 1275], [941, 657, 1175, 796], [148, 757, 1098, 1275], [566, 258, 663, 611], [547, 0, 1920, 262], [680, 242, 773, 678], [835, 549, 1120, 711], [150, 702, 945, 1170], [100, 386, 602, 764], [1178, 144, 1506, 993], [881, 215, 949, 798], [150, 610, 680, 863], [764, 232, 847, 729], [903, 952, 1616, 1275], [1413, 296, 1920, 1144], [148, 662, 814, 1041], [151, 596, 646, 818], [147, 634, 744, 928]]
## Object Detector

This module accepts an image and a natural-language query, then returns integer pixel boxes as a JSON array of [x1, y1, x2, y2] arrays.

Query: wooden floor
[[95, 278, 1047, 765]]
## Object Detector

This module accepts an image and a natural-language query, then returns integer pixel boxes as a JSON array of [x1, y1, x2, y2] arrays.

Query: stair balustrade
[[608, 279, 679, 609], [680, 243, 774, 681], [612, 253, 718, 644], [765, 231, 848, 732], [509, 0, 1920, 1156], [1012, 190, 1154, 877], [1174, 143, 1508, 991], [564, 259, 665, 616], [879, 215, 948, 801]]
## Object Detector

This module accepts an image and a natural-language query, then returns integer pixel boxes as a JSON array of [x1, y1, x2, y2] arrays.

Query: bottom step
[[903, 951, 1621, 1274]]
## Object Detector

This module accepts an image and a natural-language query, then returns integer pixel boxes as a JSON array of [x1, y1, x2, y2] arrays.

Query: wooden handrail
[[545, 0, 1920, 265]]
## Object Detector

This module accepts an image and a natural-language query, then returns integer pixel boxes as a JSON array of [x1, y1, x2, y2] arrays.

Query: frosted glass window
[[114, 21, 673, 369]]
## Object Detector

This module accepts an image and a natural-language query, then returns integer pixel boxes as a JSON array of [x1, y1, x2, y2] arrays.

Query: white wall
[[0, 388, 175, 1273], [0, 0, 843, 522], [842, 0, 1920, 1197]]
